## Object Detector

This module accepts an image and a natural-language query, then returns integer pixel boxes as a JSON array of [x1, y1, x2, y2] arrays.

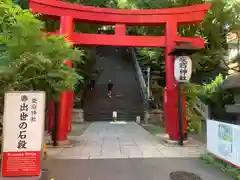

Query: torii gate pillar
[[164, 21, 188, 141], [57, 16, 74, 143]]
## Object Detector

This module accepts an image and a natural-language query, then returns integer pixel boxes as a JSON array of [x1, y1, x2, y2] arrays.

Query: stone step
[[84, 113, 143, 117], [83, 46, 144, 122], [84, 111, 144, 122], [84, 109, 144, 113], [84, 115, 144, 122]]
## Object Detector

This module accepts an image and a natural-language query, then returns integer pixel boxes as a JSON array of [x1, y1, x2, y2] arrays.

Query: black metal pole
[[51, 101, 59, 147], [178, 83, 183, 146]]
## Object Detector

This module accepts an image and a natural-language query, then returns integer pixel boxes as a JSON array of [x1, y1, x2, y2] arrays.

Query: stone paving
[[43, 122, 232, 180], [42, 158, 231, 180], [47, 122, 205, 159]]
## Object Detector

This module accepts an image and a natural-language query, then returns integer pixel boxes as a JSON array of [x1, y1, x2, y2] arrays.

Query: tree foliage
[[0, 0, 84, 100], [198, 74, 234, 120]]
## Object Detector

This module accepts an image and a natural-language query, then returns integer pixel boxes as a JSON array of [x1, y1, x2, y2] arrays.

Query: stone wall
[[148, 109, 164, 126], [73, 108, 84, 123]]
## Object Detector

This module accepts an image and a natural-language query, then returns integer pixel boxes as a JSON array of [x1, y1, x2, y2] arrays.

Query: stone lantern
[[222, 73, 240, 125]]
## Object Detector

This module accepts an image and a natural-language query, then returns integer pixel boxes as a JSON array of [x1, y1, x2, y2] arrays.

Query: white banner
[[2, 91, 45, 152], [2, 91, 46, 177], [207, 119, 240, 167]]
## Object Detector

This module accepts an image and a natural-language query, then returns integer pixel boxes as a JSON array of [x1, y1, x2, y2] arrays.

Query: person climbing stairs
[[84, 46, 144, 122]]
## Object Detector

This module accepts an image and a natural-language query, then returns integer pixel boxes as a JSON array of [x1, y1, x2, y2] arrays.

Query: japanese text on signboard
[[18, 95, 28, 149], [31, 98, 37, 122], [18, 95, 38, 150], [179, 56, 188, 81]]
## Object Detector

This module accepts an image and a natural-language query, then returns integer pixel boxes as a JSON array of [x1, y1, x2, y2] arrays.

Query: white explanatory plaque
[[207, 119, 240, 168], [1, 91, 46, 177]]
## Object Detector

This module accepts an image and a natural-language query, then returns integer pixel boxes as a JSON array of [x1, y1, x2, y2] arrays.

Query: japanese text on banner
[[18, 95, 29, 149]]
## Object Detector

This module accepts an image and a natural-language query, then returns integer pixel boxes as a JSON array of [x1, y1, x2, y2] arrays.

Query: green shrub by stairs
[[201, 152, 240, 179]]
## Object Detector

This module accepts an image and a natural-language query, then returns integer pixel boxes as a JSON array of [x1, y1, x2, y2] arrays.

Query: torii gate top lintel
[[30, 0, 210, 47], [30, 0, 210, 25]]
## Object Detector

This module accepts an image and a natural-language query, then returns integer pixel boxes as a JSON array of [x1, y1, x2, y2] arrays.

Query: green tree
[[0, 0, 84, 101]]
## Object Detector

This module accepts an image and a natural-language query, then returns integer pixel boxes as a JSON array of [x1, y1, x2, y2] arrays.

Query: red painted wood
[[164, 21, 178, 140], [181, 90, 187, 135], [57, 16, 74, 142], [30, 0, 210, 15], [63, 60, 74, 133], [58, 92, 69, 141], [59, 33, 166, 47], [165, 21, 177, 89], [68, 91, 74, 133], [115, 24, 126, 35], [47, 100, 55, 134], [163, 88, 168, 133], [60, 16, 74, 44], [30, 0, 210, 25], [48, 32, 205, 48]]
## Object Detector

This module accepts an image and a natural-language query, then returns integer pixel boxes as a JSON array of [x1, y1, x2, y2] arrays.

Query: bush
[[201, 152, 240, 179], [184, 74, 235, 133], [198, 74, 234, 120], [0, 0, 84, 101], [184, 83, 203, 133]]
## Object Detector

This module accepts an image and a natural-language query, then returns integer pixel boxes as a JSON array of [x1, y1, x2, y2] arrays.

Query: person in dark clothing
[[90, 79, 95, 90], [107, 80, 114, 98]]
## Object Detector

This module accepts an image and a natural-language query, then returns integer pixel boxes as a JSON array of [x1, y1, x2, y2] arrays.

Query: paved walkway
[[48, 122, 205, 159], [43, 158, 231, 180], [44, 122, 231, 180]]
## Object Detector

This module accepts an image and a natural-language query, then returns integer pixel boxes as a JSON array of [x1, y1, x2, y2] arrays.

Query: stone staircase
[[83, 46, 144, 122]]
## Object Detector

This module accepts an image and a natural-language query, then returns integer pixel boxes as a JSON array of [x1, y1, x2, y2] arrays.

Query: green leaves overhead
[[0, 0, 84, 100]]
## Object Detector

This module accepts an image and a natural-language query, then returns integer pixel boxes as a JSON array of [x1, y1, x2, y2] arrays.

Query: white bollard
[[136, 116, 141, 124], [113, 111, 117, 121], [144, 111, 149, 124], [79, 109, 84, 123]]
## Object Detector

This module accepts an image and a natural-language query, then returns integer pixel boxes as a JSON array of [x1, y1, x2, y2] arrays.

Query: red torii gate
[[30, 0, 210, 143]]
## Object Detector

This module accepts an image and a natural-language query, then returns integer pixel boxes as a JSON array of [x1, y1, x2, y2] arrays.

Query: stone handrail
[[129, 47, 148, 108], [194, 97, 210, 120]]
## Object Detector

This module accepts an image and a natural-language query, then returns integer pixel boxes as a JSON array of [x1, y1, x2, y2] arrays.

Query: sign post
[[1, 92, 45, 177], [169, 43, 201, 145], [177, 84, 184, 145], [174, 56, 192, 145]]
